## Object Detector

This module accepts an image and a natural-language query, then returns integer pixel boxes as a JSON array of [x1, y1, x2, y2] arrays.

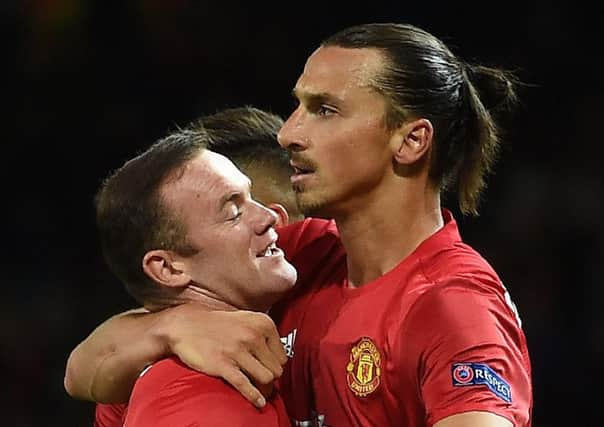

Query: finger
[[266, 332, 288, 366], [235, 351, 276, 385], [222, 367, 266, 408], [251, 339, 284, 379], [250, 313, 288, 365]]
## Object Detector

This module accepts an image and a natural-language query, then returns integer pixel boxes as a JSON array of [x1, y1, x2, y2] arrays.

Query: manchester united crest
[[346, 337, 382, 397]]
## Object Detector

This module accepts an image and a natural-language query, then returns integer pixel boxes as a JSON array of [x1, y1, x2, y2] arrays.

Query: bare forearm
[[64, 308, 169, 403], [434, 411, 513, 427], [64, 303, 287, 408]]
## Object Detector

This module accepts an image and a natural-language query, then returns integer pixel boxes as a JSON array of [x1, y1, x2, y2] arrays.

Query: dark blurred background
[[5, 1, 602, 425]]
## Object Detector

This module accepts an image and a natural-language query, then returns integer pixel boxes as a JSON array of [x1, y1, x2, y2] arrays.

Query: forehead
[[163, 150, 250, 211], [295, 46, 384, 98]]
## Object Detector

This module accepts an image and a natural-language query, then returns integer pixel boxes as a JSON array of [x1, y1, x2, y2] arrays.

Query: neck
[[335, 180, 443, 288], [176, 286, 239, 312]]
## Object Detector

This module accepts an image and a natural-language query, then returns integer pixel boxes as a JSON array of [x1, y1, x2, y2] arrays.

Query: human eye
[[224, 202, 242, 223], [316, 104, 337, 116], [307, 98, 337, 117], [230, 209, 242, 223]]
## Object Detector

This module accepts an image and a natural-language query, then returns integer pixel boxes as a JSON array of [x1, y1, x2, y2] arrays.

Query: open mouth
[[290, 158, 315, 176], [292, 165, 313, 176]]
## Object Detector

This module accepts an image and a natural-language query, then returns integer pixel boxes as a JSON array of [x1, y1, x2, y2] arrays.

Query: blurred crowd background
[[5, 1, 602, 425]]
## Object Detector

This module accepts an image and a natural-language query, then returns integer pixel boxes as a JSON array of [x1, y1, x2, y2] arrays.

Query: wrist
[[151, 303, 214, 355], [148, 307, 182, 359]]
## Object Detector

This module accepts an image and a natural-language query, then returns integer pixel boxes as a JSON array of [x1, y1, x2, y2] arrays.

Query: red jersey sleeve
[[276, 218, 337, 260], [403, 278, 532, 427], [124, 358, 289, 427], [94, 403, 126, 427], [271, 218, 343, 321]]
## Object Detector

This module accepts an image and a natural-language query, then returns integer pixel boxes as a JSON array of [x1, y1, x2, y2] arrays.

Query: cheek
[[323, 127, 387, 170]]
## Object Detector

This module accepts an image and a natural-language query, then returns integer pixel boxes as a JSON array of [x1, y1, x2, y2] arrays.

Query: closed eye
[[229, 210, 242, 223]]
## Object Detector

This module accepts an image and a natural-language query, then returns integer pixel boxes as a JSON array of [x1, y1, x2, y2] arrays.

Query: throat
[[339, 208, 444, 288]]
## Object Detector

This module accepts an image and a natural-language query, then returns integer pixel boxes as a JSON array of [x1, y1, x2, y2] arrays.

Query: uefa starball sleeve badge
[[451, 362, 512, 403], [346, 337, 382, 397]]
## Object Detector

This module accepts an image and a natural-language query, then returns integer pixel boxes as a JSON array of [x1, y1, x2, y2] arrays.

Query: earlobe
[[142, 250, 190, 288], [392, 118, 433, 165], [267, 203, 290, 227]]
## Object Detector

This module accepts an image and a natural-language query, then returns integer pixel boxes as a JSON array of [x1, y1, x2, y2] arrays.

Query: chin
[[271, 265, 298, 297], [297, 195, 330, 219], [255, 271, 298, 312], [280, 263, 298, 288]]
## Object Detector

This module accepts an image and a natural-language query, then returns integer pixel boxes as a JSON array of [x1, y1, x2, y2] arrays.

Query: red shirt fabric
[[94, 403, 126, 427], [95, 357, 289, 427], [272, 210, 533, 426]]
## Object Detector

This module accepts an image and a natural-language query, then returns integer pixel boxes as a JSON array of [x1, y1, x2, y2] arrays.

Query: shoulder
[[407, 274, 512, 332], [127, 357, 288, 425], [132, 357, 233, 398], [276, 218, 344, 288], [420, 237, 501, 286], [277, 218, 339, 253], [400, 273, 527, 370], [404, 236, 509, 321], [95, 403, 127, 427]]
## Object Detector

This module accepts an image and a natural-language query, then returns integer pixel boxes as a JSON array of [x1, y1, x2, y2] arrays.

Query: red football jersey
[[95, 403, 126, 427], [272, 210, 532, 426], [111, 357, 289, 427]]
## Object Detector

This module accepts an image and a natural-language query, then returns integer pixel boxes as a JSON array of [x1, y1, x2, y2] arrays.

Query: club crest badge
[[346, 337, 382, 397]]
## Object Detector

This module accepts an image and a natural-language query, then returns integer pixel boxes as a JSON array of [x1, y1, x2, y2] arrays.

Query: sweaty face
[[163, 150, 297, 312], [278, 46, 395, 218]]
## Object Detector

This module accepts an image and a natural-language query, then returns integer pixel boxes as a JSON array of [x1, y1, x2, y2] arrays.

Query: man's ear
[[267, 203, 290, 227], [142, 250, 191, 288], [390, 118, 433, 165]]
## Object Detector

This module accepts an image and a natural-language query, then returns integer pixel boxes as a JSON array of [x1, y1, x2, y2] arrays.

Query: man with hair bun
[[272, 23, 532, 426]]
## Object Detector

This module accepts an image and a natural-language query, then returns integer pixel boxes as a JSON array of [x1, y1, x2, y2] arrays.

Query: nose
[[278, 107, 307, 152], [253, 201, 278, 235]]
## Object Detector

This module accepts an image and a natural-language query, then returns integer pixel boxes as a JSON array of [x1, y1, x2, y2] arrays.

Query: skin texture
[[284, 47, 395, 219], [280, 46, 443, 287], [434, 411, 513, 427], [146, 151, 297, 313]]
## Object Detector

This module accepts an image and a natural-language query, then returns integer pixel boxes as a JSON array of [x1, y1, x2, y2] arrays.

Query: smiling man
[[92, 123, 295, 426]]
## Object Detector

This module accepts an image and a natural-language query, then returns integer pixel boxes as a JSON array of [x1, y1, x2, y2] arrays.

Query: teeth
[[260, 243, 277, 257]]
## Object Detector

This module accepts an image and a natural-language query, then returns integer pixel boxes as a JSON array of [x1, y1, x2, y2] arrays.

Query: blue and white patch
[[451, 362, 512, 403]]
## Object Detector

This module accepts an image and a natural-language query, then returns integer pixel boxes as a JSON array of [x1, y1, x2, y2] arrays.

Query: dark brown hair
[[190, 106, 288, 179], [95, 130, 206, 306], [323, 23, 518, 214]]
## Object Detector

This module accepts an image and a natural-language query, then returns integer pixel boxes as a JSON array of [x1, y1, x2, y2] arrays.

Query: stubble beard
[[295, 188, 330, 219]]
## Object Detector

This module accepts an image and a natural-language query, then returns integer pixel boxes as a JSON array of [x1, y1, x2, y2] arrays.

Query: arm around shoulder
[[64, 307, 168, 403], [64, 303, 287, 407]]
